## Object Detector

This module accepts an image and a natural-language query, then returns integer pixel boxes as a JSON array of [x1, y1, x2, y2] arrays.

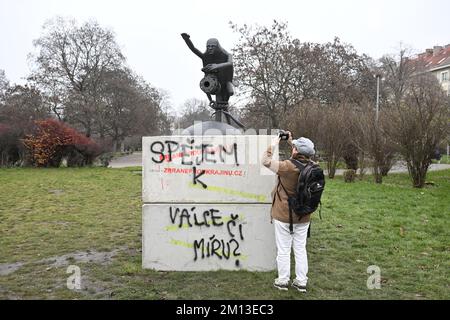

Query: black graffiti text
[[170, 207, 223, 228], [168, 206, 245, 266], [150, 139, 239, 166], [193, 236, 241, 261]]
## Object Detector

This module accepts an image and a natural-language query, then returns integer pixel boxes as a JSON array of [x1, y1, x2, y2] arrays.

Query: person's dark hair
[[293, 153, 310, 162]]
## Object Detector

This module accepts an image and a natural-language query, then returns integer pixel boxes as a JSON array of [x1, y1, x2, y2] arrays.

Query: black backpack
[[280, 159, 325, 234]]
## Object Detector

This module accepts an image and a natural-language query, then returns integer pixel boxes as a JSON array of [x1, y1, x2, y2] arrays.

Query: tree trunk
[[112, 140, 118, 153], [373, 165, 383, 184], [358, 152, 366, 179], [269, 111, 279, 130], [380, 153, 395, 176], [380, 165, 390, 177], [412, 170, 426, 188], [327, 153, 337, 179], [415, 165, 428, 188], [408, 161, 428, 188]]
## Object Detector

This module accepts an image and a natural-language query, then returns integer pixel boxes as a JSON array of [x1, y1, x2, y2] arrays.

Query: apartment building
[[416, 44, 450, 95]]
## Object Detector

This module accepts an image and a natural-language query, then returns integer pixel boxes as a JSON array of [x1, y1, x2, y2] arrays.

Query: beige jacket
[[262, 145, 311, 224]]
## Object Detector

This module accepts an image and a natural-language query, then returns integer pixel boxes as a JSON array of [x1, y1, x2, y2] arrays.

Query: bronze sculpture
[[181, 33, 244, 129]]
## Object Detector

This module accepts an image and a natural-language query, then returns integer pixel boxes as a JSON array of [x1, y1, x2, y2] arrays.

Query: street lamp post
[[375, 73, 381, 123]]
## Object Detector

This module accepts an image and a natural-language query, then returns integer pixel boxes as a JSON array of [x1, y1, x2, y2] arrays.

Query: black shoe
[[273, 279, 289, 291], [292, 279, 307, 293]]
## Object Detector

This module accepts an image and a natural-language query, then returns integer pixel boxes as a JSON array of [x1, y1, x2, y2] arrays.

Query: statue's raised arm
[[181, 33, 203, 59]]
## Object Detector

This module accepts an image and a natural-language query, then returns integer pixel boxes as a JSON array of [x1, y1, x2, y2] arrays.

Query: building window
[[442, 71, 449, 82]]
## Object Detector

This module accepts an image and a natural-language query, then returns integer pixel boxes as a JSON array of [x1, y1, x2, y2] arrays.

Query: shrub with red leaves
[[23, 119, 102, 167]]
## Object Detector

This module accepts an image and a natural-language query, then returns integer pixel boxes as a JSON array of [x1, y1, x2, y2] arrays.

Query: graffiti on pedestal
[[150, 139, 240, 189], [168, 206, 246, 266]]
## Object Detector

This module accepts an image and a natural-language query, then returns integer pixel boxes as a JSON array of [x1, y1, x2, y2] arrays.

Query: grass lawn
[[433, 154, 450, 165], [0, 167, 449, 300]]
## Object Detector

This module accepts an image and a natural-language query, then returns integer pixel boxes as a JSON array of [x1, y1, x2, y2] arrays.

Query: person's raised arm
[[261, 135, 291, 175], [181, 33, 203, 59]]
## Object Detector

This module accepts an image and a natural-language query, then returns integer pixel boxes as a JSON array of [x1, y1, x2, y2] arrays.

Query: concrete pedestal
[[142, 135, 277, 271]]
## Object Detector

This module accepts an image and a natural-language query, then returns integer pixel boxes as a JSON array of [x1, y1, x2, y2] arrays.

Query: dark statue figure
[[181, 33, 244, 130]]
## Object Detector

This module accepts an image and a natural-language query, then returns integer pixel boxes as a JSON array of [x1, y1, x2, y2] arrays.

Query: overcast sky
[[1, 0, 449, 113]]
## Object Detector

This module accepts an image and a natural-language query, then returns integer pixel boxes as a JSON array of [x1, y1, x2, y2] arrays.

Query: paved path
[[325, 163, 450, 176], [109, 152, 450, 174], [108, 152, 142, 168]]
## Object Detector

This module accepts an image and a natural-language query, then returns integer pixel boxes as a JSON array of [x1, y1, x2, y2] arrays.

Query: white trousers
[[273, 219, 310, 285]]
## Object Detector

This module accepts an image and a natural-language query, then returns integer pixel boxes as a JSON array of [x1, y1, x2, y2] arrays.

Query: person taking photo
[[262, 131, 317, 293]]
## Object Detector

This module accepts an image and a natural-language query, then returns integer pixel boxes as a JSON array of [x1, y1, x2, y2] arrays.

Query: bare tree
[[384, 72, 449, 188], [135, 82, 173, 136], [231, 21, 374, 135], [0, 84, 49, 165], [317, 103, 351, 178], [29, 17, 125, 137], [176, 98, 211, 130], [231, 20, 298, 128], [350, 104, 397, 183], [284, 99, 321, 142], [380, 48, 449, 187], [311, 38, 375, 105], [379, 48, 415, 107], [0, 84, 48, 124], [98, 69, 139, 151], [0, 70, 8, 103], [288, 101, 357, 179], [97, 69, 170, 151]]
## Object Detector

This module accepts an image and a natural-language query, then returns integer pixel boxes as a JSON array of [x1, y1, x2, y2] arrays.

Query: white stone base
[[142, 204, 276, 271]]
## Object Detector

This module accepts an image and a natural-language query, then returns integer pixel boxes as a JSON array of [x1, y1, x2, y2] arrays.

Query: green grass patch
[[0, 167, 449, 299], [432, 154, 450, 164]]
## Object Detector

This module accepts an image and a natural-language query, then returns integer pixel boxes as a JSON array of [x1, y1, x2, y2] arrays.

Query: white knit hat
[[292, 137, 315, 156]]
